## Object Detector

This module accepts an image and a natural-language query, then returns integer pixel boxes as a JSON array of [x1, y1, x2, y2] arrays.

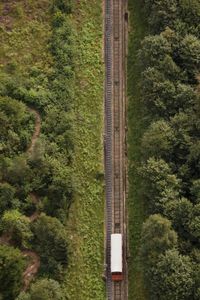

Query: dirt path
[[29, 193, 40, 222], [0, 107, 42, 291], [22, 108, 41, 290], [22, 250, 40, 291], [27, 108, 41, 154]]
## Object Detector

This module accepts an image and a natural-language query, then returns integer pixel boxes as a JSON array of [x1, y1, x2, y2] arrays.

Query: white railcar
[[111, 233, 123, 281]]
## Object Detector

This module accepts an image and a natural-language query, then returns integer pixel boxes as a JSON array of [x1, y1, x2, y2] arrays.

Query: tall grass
[[64, 1, 105, 299]]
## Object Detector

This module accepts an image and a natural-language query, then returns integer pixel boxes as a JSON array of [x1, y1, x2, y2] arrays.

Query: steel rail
[[105, 0, 127, 299]]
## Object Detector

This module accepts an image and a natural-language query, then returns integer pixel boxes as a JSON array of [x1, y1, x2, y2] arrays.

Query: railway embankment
[[127, 1, 148, 299], [64, 2, 105, 299]]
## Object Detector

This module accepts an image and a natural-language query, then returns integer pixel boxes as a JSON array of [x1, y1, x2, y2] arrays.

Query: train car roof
[[111, 234, 122, 273]]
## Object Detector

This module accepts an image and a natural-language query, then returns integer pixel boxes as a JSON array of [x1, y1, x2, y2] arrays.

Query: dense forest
[[129, 0, 200, 299]]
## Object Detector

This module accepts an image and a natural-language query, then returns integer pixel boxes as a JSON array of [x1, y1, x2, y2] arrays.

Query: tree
[[179, 35, 200, 76], [191, 249, 200, 300], [0, 244, 25, 300], [6, 155, 31, 186], [191, 179, 200, 203], [140, 214, 177, 268], [144, 0, 178, 32], [139, 35, 172, 69], [0, 96, 34, 156], [32, 213, 68, 278], [164, 198, 193, 238], [188, 141, 200, 177], [17, 278, 65, 300], [52, 0, 73, 14], [169, 112, 193, 170], [189, 203, 200, 241], [141, 66, 198, 119], [159, 53, 182, 81], [45, 156, 73, 217], [0, 182, 19, 215], [150, 249, 194, 300], [140, 157, 180, 212], [141, 67, 176, 117], [179, 0, 200, 30], [30, 155, 73, 220], [1, 210, 32, 248], [141, 119, 174, 159]]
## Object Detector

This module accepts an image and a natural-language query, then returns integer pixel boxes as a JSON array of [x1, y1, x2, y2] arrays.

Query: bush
[[149, 249, 194, 300], [140, 214, 177, 268], [1, 210, 33, 248], [52, 0, 73, 14], [0, 182, 19, 215], [17, 278, 65, 300], [139, 157, 180, 213], [0, 245, 25, 300], [32, 213, 68, 279]]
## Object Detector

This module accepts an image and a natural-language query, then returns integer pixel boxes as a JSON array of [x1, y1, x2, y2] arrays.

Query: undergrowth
[[64, 1, 105, 299], [128, 0, 148, 299]]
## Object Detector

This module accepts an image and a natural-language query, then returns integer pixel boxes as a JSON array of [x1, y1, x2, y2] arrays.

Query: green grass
[[127, 1, 148, 299], [0, 0, 52, 73], [64, 1, 105, 299]]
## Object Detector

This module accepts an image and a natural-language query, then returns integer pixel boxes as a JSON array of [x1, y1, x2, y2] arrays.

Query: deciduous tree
[[0, 245, 25, 300], [140, 214, 177, 268]]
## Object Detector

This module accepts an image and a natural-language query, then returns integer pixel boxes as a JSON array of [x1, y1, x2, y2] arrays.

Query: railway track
[[105, 0, 128, 299]]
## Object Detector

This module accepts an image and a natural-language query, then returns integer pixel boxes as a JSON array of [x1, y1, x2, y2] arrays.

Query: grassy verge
[[64, 1, 105, 299], [127, 1, 148, 299]]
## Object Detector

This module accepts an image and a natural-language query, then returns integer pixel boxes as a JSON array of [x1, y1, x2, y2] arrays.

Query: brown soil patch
[[22, 250, 40, 291], [27, 108, 41, 154]]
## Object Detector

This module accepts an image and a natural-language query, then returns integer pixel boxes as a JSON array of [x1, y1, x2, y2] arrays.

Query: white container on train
[[111, 233, 123, 281]]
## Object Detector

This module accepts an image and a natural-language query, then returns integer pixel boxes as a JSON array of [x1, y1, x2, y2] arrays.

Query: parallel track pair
[[105, 0, 127, 299]]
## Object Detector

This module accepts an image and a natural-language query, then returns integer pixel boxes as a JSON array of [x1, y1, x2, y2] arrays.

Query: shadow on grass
[[127, 0, 149, 299]]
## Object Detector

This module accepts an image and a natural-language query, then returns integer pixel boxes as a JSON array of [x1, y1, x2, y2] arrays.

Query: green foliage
[[139, 35, 172, 69], [5, 155, 31, 186], [164, 198, 193, 238], [143, 0, 178, 32], [191, 179, 200, 203], [179, 34, 200, 76], [0, 97, 34, 156], [150, 249, 194, 300], [52, 0, 73, 14], [17, 278, 65, 300], [140, 158, 180, 213], [129, 0, 200, 298], [64, 1, 105, 299], [1, 210, 32, 248], [140, 67, 195, 118], [178, 0, 200, 35], [141, 120, 174, 159], [0, 182, 19, 215], [189, 203, 200, 241], [32, 213, 68, 279], [140, 214, 177, 268], [0, 0, 77, 294], [192, 249, 200, 299], [0, 244, 25, 300], [29, 155, 73, 220]]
